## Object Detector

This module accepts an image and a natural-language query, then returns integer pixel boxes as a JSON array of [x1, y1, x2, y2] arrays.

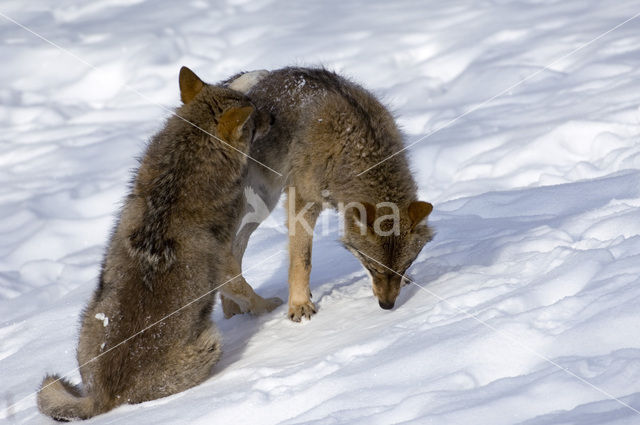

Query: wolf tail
[[37, 374, 96, 421]]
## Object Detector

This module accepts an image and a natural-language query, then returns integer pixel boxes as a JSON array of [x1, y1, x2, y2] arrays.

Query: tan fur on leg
[[287, 189, 321, 322], [220, 294, 243, 319], [219, 254, 282, 316]]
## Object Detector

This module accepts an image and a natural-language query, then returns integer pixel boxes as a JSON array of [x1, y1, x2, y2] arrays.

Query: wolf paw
[[221, 294, 243, 319], [288, 301, 316, 322], [250, 296, 284, 315], [264, 297, 284, 312]]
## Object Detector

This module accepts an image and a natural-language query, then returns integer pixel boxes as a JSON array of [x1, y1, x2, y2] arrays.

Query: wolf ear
[[179, 66, 205, 104], [408, 201, 433, 229], [217, 106, 254, 142], [353, 202, 376, 230]]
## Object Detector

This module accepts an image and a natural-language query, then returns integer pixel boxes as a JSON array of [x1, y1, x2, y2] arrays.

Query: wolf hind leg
[[147, 324, 222, 399], [177, 325, 222, 379]]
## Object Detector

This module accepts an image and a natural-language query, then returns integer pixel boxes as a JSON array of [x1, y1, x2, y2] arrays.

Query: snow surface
[[2, 0, 640, 423]]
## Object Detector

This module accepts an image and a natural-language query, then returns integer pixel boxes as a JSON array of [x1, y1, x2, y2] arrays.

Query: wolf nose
[[379, 301, 394, 310]]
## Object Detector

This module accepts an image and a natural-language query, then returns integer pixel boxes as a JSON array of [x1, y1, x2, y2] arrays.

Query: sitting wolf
[[224, 67, 434, 322], [37, 67, 280, 421]]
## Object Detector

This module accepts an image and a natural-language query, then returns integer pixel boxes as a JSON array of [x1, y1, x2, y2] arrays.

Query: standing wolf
[[37, 67, 280, 421], [225, 67, 434, 322]]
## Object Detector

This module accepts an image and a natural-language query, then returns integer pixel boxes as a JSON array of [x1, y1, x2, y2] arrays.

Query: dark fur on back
[[235, 67, 418, 204]]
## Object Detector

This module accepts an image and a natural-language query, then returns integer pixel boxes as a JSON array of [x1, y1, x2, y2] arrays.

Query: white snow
[[2, 0, 640, 424]]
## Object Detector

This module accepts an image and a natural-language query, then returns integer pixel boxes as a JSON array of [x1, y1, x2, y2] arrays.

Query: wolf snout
[[378, 300, 395, 310]]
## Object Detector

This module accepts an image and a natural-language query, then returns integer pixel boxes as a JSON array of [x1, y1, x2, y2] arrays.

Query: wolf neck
[[331, 156, 417, 208], [324, 115, 418, 207]]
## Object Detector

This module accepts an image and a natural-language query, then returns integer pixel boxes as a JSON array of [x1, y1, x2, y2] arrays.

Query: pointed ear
[[353, 202, 376, 229], [179, 66, 205, 104], [408, 201, 433, 228], [217, 106, 254, 142]]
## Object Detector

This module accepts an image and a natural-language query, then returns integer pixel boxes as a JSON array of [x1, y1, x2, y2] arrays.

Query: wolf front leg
[[219, 252, 282, 318], [219, 293, 243, 319], [287, 188, 321, 321]]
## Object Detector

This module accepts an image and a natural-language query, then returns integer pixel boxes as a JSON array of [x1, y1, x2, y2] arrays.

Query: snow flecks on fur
[[94, 313, 109, 327]]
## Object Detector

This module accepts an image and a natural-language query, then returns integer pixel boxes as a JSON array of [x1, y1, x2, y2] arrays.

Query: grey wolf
[[223, 67, 434, 321], [37, 66, 280, 421]]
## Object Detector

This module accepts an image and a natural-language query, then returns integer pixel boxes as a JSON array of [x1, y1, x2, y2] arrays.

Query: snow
[[2, 0, 640, 423], [93, 313, 108, 327]]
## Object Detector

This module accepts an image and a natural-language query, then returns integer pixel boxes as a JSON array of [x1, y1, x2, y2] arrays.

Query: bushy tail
[[37, 375, 95, 421]]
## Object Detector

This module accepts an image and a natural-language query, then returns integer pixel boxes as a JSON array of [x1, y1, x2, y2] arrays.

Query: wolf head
[[178, 66, 272, 148], [341, 201, 433, 309], [125, 67, 274, 281]]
